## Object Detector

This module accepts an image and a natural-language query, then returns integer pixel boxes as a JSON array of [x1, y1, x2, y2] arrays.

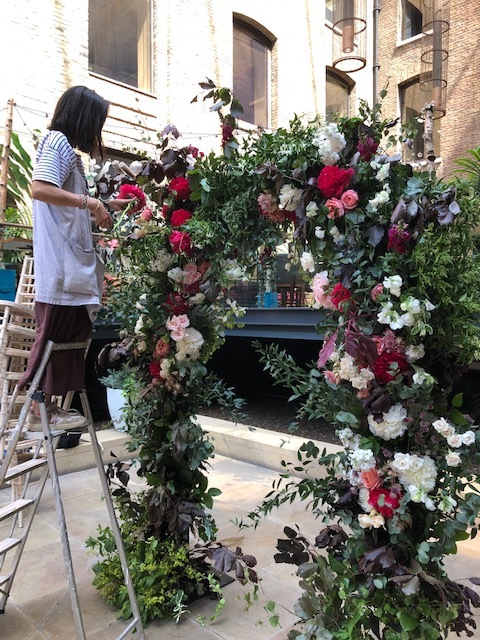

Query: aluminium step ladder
[[0, 339, 146, 639]]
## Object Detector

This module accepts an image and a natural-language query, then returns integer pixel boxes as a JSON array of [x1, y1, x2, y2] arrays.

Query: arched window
[[233, 18, 274, 128], [326, 68, 353, 120], [401, 0, 423, 40], [400, 79, 441, 162], [89, 0, 152, 92]]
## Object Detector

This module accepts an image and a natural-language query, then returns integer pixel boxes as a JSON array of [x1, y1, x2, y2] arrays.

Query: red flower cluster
[[387, 224, 412, 254], [373, 350, 409, 384], [368, 487, 402, 518], [357, 136, 379, 162], [329, 283, 352, 310], [118, 183, 147, 213], [317, 166, 355, 199], [170, 208, 192, 227], [149, 361, 161, 379], [169, 176, 191, 201], [163, 292, 189, 315], [169, 230, 193, 256]]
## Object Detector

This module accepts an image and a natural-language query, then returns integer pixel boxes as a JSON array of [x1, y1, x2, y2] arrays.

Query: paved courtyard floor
[[1, 420, 480, 639]]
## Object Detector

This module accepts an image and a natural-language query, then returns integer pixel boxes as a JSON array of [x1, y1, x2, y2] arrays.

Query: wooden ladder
[[0, 339, 146, 639]]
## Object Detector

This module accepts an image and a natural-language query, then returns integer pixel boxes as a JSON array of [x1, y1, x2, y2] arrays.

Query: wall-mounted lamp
[[420, 0, 450, 118], [331, 0, 367, 73]]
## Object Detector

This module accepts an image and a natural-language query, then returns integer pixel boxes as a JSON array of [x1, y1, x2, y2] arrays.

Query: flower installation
[[88, 87, 285, 623], [91, 80, 480, 636], [233, 106, 480, 638]]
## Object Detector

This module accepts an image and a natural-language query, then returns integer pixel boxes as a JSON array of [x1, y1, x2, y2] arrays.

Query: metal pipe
[[373, 0, 381, 105]]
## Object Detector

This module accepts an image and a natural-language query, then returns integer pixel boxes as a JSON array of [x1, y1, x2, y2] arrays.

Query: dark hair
[[49, 86, 109, 159]]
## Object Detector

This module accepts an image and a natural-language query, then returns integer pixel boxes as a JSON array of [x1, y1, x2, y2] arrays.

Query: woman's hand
[[104, 197, 137, 211], [88, 197, 113, 230]]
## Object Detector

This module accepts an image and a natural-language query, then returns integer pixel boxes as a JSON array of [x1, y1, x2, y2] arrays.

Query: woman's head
[[50, 86, 109, 158]]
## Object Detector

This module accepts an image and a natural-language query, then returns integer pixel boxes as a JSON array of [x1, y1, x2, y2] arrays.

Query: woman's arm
[[32, 180, 113, 229]]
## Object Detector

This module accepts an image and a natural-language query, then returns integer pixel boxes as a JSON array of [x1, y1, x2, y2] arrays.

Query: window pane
[[401, 81, 440, 162], [89, 0, 151, 92], [233, 24, 269, 127], [325, 0, 334, 22], [326, 73, 349, 119], [402, 0, 423, 40]]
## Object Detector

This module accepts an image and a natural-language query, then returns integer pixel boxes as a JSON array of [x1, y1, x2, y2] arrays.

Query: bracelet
[[87, 196, 101, 214], [78, 194, 88, 209]]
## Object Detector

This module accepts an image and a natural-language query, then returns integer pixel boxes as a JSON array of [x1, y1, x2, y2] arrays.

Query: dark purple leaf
[[367, 224, 385, 247]]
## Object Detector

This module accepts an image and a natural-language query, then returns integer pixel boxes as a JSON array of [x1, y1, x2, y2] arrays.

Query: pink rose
[[370, 284, 384, 301], [325, 198, 345, 220], [141, 207, 153, 221], [340, 189, 359, 210], [361, 468, 382, 490]]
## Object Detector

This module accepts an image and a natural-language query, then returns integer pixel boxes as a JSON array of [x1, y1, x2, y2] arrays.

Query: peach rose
[[361, 468, 382, 490], [341, 189, 359, 210], [325, 197, 345, 220]]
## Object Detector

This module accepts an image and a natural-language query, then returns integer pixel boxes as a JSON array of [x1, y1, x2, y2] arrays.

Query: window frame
[[326, 67, 354, 120], [233, 17, 274, 129], [400, 0, 423, 42], [399, 78, 441, 164], [88, 0, 153, 93]]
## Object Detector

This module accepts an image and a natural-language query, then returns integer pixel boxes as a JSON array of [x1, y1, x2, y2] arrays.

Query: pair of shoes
[[26, 405, 89, 432]]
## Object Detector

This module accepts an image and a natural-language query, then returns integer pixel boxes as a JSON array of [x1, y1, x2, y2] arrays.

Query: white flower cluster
[[331, 351, 375, 390], [300, 251, 316, 273], [336, 427, 361, 449], [349, 447, 376, 472], [367, 403, 408, 440], [278, 184, 303, 211], [377, 292, 436, 336], [390, 453, 437, 509], [405, 344, 425, 362], [370, 158, 390, 182], [358, 512, 385, 529], [311, 122, 346, 166], [329, 225, 344, 245], [175, 327, 204, 361], [152, 249, 175, 272], [222, 259, 246, 281], [411, 365, 435, 386], [368, 187, 390, 212], [432, 417, 477, 467]]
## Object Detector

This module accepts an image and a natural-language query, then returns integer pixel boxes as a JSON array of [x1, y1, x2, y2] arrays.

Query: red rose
[[368, 487, 401, 518], [317, 166, 355, 199], [170, 208, 192, 227], [118, 183, 147, 213], [373, 350, 408, 384], [169, 176, 191, 201], [169, 230, 193, 256], [149, 361, 161, 379], [329, 283, 352, 310]]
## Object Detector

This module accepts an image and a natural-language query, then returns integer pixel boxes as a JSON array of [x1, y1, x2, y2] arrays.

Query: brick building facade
[[1, 1, 478, 178]]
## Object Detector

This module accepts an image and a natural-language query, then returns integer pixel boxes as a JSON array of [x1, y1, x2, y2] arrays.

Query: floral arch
[[90, 84, 480, 637]]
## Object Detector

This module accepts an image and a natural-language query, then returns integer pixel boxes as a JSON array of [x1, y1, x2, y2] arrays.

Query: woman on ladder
[[19, 85, 131, 429]]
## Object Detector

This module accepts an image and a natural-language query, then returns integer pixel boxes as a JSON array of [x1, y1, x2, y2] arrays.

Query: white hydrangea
[[349, 447, 376, 472], [367, 404, 408, 440], [152, 249, 175, 272], [390, 453, 437, 494], [336, 427, 360, 449], [278, 184, 303, 211]]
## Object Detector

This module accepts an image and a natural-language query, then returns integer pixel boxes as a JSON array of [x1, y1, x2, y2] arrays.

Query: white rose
[[358, 514, 373, 529], [371, 513, 386, 528], [433, 418, 455, 438], [462, 430, 476, 446], [447, 433, 463, 448], [445, 451, 461, 467]]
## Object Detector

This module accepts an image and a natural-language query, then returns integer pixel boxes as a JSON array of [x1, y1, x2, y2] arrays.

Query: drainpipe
[[372, 0, 381, 105]]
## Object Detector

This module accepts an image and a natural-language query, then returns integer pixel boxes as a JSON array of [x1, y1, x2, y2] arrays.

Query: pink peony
[[325, 198, 345, 219], [317, 165, 355, 199], [340, 189, 359, 210]]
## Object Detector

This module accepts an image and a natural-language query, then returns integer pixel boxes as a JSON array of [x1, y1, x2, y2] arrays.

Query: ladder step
[[3, 458, 47, 482], [0, 498, 34, 522], [0, 537, 22, 555]]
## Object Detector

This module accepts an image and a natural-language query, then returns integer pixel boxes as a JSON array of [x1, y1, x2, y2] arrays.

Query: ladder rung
[[0, 537, 22, 555], [0, 498, 34, 522], [5, 347, 32, 358], [3, 458, 47, 482]]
